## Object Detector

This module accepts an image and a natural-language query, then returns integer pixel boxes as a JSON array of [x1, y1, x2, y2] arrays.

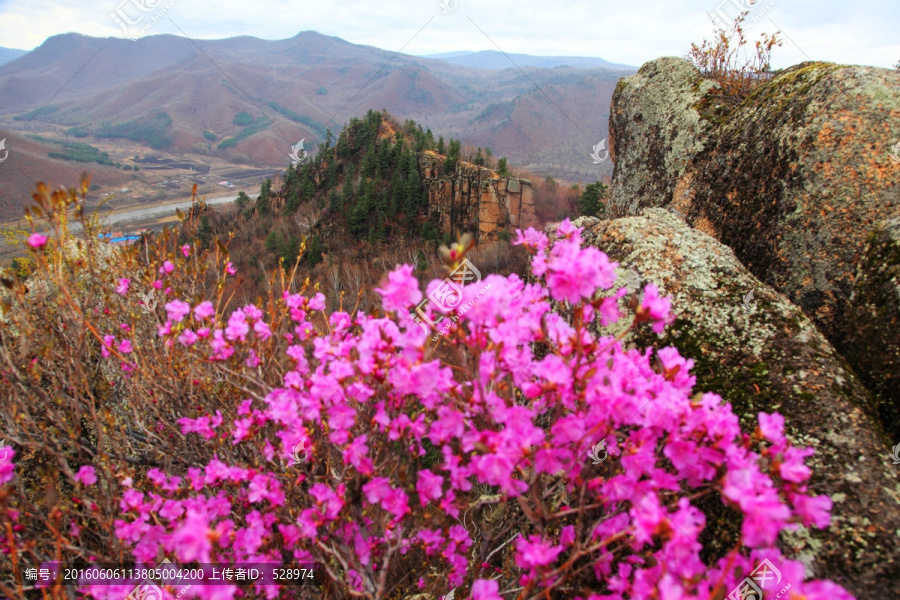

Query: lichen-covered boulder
[[550, 210, 900, 599], [608, 57, 900, 438], [606, 57, 717, 218], [686, 62, 900, 346], [843, 217, 900, 440]]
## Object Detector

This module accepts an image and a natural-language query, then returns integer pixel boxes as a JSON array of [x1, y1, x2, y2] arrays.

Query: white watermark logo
[[289, 139, 309, 166], [288, 441, 309, 467], [589, 138, 609, 164], [109, 0, 177, 41], [139, 290, 157, 314], [410, 259, 492, 342], [727, 558, 789, 600], [587, 440, 608, 464], [438, 0, 458, 13], [0, 138, 8, 165], [890, 142, 900, 165], [890, 443, 900, 465], [125, 559, 191, 600], [428, 258, 481, 313], [741, 289, 755, 314]]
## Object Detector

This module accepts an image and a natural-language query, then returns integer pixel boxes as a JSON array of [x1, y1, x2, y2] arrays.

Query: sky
[[0, 0, 897, 70]]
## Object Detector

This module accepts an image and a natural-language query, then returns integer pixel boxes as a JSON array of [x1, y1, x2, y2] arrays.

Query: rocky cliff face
[[607, 57, 900, 444], [419, 153, 538, 240]]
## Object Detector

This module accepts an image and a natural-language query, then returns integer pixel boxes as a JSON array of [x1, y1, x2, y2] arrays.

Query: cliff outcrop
[[607, 57, 900, 441], [419, 153, 538, 240]]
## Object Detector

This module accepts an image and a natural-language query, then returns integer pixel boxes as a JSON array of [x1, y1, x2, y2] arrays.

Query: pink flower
[[544, 239, 617, 303], [639, 283, 674, 333], [165, 300, 191, 323], [117, 339, 133, 354], [159, 261, 175, 274], [253, 320, 272, 340], [802, 580, 856, 600], [779, 447, 814, 483], [181, 244, 191, 257], [225, 309, 249, 341], [115, 278, 130, 295], [471, 579, 502, 600], [194, 301, 215, 321], [27, 233, 48, 248], [512, 227, 549, 251], [74, 465, 97, 486], [0, 446, 17, 484], [376, 265, 422, 312], [225, 262, 236, 276], [791, 493, 832, 529], [515, 534, 562, 569], [101, 334, 115, 358], [157, 321, 172, 337], [758, 412, 785, 444], [171, 510, 212, 562], [178, 329, 199, 347], [416, 470, 444, 506]]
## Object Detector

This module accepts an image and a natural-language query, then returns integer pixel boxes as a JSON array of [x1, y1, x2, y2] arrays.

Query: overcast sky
[[0, 0, 897, 70]]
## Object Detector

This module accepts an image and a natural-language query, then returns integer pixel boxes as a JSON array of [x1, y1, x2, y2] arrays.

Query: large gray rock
[[606, 57, 717, 218], [607, 56, 900, 441], [550, 210, 900, 599]]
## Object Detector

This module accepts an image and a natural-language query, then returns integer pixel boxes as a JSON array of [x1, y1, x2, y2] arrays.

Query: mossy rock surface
[[687, 61, 900, 347], [608, 56, 900, 443], [548, 210, 900, 599], [843, 217, 900, 440], [606, 57, 715, 218]]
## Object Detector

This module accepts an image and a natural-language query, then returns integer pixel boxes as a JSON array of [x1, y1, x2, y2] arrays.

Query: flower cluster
[[2, 219, 852, 600]]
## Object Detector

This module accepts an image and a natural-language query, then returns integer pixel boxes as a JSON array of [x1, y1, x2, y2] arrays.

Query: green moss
[[746, 62, 841, 113]]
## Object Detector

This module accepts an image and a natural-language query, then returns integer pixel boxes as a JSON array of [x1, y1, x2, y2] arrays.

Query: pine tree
[[497, 157, 508, 176], [437, 136, 445, 155], [406, 170, 422, 215], [377, 140, 392, 177], [361, 143, 377, 178], [281, 235, 301, 270], [577, 181, 608, 218], [444, 140, 461, 173], [265, 231, 279, 253], [328, 189, 340, 213], [285, 188, 300, 213], [197, 216, 212, 249], [257, 179, 272, 215], [305, 235, 323, 268], [300, 170, 316, 200]]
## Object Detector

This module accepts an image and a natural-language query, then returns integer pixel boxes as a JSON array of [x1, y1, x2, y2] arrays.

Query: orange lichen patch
[[672, 171, 696, 214], [814, 110, 900, 184], [694, 216, 717, 238], [724, 189, 739, 208]]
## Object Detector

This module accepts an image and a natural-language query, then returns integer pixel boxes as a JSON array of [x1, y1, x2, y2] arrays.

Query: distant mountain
[[423, 50, 635, 71], [0, 47, 27, 66], [0, 31, 633, 216], [0, 128, 131, 222]]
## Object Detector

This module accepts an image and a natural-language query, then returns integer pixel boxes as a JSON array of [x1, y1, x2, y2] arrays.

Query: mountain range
[[0, 47, 27, 65], [0, 31, 631, 221], [421, 50, 635, 70]]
